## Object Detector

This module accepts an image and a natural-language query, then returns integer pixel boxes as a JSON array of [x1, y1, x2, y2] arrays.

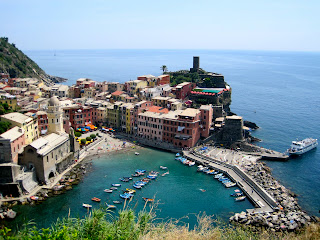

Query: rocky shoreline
[[229, 159, 318, 231]]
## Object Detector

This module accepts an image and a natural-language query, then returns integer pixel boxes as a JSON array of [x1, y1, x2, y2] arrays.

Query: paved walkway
[[183, 151, 277, 213]]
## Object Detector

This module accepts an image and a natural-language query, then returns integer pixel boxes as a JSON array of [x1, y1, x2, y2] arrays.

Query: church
[[19, 96, 80, 184]]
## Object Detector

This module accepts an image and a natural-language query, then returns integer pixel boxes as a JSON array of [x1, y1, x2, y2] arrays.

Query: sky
[[1, 0, 319, 51]]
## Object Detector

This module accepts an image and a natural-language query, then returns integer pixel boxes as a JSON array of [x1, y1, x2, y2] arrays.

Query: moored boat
[[288, 138, 318, 155], [160, 166, 168, 170], [113, 200, 122, 204], [120, 193, 133, 199], [135, 152, 140, 155], [104, 189, 113, 193], [112, 183, 121, 187], [235, 196, 246, 201], [106, 203, 116, 209]]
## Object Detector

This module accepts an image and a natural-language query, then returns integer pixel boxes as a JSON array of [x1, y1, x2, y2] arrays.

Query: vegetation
[[0, 37, 46, 78], [0, 121, 11, 134], [169, 71, 200, 86], [0, 102, 13, 115], [90, 133, 96, 139], [80, 139, 86, 145], [74, 131, 82, 138], [1, 209, 319, 240], [160, 65, 168, 74], [86, 136, 91, 142]]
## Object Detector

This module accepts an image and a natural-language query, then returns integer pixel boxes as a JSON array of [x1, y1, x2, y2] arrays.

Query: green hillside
[[0, 37, 65, 84]]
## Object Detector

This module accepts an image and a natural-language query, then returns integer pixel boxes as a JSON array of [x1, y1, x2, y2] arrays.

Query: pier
[[183, 150, 279, 213]]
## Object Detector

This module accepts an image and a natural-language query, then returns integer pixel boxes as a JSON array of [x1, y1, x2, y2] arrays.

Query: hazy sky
[[1, 0, 319, 51]]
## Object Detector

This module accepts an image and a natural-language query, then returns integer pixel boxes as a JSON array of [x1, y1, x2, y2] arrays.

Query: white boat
[[83, 203, 92, 208], [135, 152, 140, 155], [104, 189, 113, 193], [188, 161, 195, 167], [288, 138, 318, 155], [160, 166, 167, 170]]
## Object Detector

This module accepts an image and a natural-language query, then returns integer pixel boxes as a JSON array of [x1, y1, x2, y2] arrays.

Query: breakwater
[[183, 150, 315, 231]]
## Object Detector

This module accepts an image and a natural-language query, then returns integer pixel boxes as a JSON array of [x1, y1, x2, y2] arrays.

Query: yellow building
[[127, 80, 148, 96], [106, 102, 122, 129], [0, 94, 17, 110], [1, 112, 39, 144]]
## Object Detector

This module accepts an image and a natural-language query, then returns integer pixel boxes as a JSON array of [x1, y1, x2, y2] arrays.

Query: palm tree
[[160, 65, 168, 74]]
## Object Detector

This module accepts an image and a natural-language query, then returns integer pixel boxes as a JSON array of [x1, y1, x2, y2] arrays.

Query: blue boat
[[133, 184, 142, 189], [176, 153, 180, 157], [147, 175, 157, 179], [134, 181, 146, 186], [135, 169, 146, 173], [120, 193, 133, 199]]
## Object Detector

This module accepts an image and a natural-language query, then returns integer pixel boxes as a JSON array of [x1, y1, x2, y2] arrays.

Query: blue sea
[[15, 49, 319, 228]]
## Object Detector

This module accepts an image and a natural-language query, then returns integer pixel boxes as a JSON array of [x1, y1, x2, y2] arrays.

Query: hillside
[[0, 37, 66, 85]]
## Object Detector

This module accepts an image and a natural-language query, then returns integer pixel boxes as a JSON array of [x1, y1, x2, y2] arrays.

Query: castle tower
[[190, 56, 200, 73], [47, 96, 64, 134]]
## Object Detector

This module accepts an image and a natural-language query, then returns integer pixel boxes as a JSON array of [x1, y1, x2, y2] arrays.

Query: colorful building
[[174, 82, 196, 100], [63, 105, 93, 129]]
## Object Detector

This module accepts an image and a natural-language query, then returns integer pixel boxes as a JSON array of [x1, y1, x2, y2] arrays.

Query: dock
[[183, 150, 279, 213]]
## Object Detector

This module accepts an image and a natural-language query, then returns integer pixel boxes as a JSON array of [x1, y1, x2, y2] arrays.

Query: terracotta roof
[[147, 106, 169, 114], [111, 90, 125, 96]]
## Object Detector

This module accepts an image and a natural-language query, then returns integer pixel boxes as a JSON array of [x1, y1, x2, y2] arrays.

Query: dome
[[48, 96, 60, 106]]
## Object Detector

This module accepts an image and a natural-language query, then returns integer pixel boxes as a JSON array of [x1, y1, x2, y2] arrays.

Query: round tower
[[47, 96, 64, 134]]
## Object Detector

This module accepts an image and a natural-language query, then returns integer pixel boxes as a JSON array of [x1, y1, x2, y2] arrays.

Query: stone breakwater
[[229, 161, 318, 231]]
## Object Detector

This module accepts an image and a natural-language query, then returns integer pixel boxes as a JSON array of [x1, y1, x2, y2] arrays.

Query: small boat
[[143, 197, 154, 202], [224, 182, 236, 188], [234, 189, 241, 193], [110, 187, 118, 190], [126, 188, 136, 193], [188, 161, 195, 167], [120, 178, 130, 182], [231, 192, 243, 197], [91, 197, 101, 202], [112, 183, 121, 187], [199, 189, 206, 192], [147, 175, 157, 179], [161, 171, 169, 176], [135, 152, 140, 155], [160, 166, 168, 170], [106, 203, 116, 209], [104, 189, 113, 193], [214, 173, 223, 179], [113, 200, 122, 204], [30, 196, 39, 201], [132, 173, 140, 177], [53, 185, 65, 191], [133, 184, 143, 189], [120, 193, 133, 199], [83, 203, 92, 208], [176, 153, 180, 157], [235, 196, 246, 201], [288, 138, 318, 155], [135, 169, 146, 173], [134, 181, 147, 186]]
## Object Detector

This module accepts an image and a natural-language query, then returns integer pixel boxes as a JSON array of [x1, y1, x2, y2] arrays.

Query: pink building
[[163, 108, 201, 148], [174, 82, 196, 100], [133, 101, 153, 135], [200, 105, 213, 138], [76, 78, 96, 88], [0, 126, 25, 164], [137, 111, 164, 141], [157, 75, 170, 85]]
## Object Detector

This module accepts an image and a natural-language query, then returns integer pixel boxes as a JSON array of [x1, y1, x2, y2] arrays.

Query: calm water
[[11, 148, 252, 229], [12, 49, 320, 228]]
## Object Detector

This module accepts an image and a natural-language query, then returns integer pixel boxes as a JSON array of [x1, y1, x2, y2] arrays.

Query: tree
[[86, 137, 91, 141], [90, 134, 96, 139], [0, 121, 11, 134], [80, 139, 86, 145], [160, 65, 168, 74]]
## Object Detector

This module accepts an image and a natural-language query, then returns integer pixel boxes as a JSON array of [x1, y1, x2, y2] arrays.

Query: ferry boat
[[288, 138, 318, 155]]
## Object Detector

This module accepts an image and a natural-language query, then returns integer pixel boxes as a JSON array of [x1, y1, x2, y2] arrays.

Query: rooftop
[[30, 133, 69, 156], [179, 108, 200, 118], [1, 112, 32, 124], [0, 126, 24, 142], [111, 90, 125, 96], [147, 106, 169, 114]]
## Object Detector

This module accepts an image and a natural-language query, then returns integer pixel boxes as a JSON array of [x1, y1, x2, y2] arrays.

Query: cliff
[[0, 37, 66, 85]]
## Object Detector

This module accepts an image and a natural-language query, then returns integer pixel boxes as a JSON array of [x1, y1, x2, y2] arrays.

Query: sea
[[8, 49, 320, 229]]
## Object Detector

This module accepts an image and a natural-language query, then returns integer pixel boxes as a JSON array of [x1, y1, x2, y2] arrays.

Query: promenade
[[183, 150, 278, 213]]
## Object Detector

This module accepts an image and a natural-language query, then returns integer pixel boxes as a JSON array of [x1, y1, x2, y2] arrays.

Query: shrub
[[86, 137, 91, 141], [90, 134, 96, 139], [80, 139, 86, 145], [75, 132, 82, 137]]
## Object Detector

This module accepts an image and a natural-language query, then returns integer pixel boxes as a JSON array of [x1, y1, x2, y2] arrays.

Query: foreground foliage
[[1, 209, 319, 240]]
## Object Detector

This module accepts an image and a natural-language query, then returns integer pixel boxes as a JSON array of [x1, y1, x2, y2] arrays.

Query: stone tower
[[47, 96, 64, 134], [190, 56, 200, 73]]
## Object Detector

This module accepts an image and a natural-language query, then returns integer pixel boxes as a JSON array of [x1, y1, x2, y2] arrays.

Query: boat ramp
[[183, 150, 279, 213]]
